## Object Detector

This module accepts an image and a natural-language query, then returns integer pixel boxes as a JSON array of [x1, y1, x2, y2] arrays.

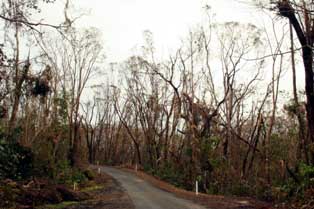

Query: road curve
[[100, 166, 206, 209]]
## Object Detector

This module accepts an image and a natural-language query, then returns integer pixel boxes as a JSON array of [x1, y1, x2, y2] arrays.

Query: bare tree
[[40, 27, 103, 166]]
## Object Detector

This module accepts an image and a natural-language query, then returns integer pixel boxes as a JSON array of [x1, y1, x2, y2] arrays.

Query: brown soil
[[120, 166, 272, 209]]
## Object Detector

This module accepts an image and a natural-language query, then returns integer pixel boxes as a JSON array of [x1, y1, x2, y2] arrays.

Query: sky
[[39, 0, 259, 62], [36, 0, 304, 100]]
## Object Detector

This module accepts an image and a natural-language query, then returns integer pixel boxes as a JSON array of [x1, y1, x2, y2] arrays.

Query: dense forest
[[1, 0, 314, 208]]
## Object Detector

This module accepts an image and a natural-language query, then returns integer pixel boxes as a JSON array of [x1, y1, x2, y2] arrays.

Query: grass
[[80, 185, 104, 192], [37, 201, 78, 209]]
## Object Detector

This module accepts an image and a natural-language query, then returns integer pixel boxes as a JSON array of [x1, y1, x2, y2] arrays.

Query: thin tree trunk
[[281, 4, 314, 164], [9, 23, 21, 133], [290, 22, 308, 163]]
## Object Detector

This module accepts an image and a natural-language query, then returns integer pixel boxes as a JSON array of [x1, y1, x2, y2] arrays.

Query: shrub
[[54, 160, 86, 185], [83, 169, 96, 180], [0, 139, 33, 180], [278, 163, 314, 200], [144, 162, 186, 189]]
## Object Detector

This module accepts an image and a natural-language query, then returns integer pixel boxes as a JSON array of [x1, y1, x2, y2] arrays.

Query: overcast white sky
[[40, 0, 260, 62], [35, 0, 304, 102]]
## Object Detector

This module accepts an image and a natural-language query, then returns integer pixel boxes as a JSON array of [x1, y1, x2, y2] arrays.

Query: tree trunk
[[289, 21, 308, 163], [281, 3, 314, 164]]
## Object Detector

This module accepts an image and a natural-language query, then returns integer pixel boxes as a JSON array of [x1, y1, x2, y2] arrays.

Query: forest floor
[[101, 165, 272, 209], [59, 170, 135, 209], [0, 169, 134, 209]]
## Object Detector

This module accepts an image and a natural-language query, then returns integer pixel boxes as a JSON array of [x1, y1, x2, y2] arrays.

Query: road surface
[[100, 166, 206, 209]]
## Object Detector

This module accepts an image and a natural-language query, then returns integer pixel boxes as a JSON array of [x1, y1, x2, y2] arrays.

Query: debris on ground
[[0, 169, 134, 209]]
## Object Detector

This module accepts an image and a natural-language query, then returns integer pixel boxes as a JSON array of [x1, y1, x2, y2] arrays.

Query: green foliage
[[32, 136, 86, 185], [156, 163, 186, 188], [8, 126, 23, 143], [229, 180, 252, 196], [32, 139, 54, 177], [209, 157, 225, 169], [0, 182, 19, 208], [299, 163, 314, 183], [205, 158, 230, 194], [143, 163, 155, 175], [54, 160, 87, 185], [53, 91, 69, 125], [279, 163, 314, 199], [200, 136, 219, 167], [184, 147, 192, 157], [83, 169, 96, 180], [0, 139, 33, 180], [143, 162, 187, 188], [38, 201, 78, 209], [283, 100, 305, 117], [81, 185, 104, 192]]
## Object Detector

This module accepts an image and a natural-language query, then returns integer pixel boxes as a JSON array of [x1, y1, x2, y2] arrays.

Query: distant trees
[[0, 0, 104, 179], [90, 20, 277, 191], [85, 5, 314, 199], [38, 27, 103, 166], [0, 0, 45, 133], [2, 0, 314, 204]]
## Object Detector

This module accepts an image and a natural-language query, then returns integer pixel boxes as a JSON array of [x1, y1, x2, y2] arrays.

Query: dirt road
[[100, 166, 206, 209]]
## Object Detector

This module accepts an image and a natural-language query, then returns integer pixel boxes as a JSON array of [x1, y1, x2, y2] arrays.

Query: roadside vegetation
[[1, 0, 314, 208]]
